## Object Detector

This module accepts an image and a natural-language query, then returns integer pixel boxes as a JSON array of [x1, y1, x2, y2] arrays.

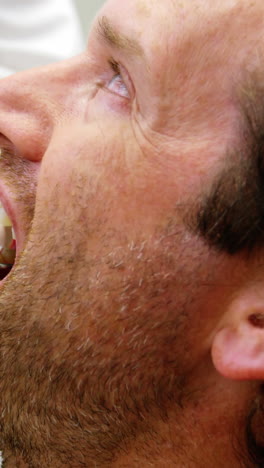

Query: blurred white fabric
[[0, 0, 84, 77]]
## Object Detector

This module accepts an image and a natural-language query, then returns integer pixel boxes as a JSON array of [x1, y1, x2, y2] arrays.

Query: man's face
[[1, 0, 264, 466]]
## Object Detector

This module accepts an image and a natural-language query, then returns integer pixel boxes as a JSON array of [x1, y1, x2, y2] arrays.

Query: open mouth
[[0, 203, 16, 281]]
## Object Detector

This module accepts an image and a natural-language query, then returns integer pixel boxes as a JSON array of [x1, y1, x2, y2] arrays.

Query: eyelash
[[106, 58, 130, 99], [109, 58, 120, 75]]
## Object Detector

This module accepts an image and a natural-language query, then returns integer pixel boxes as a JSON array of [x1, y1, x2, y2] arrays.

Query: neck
[[2, 377, 256, 468]]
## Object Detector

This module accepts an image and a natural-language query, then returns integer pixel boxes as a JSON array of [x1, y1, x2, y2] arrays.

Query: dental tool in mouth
[[0, 203, 16, 275]]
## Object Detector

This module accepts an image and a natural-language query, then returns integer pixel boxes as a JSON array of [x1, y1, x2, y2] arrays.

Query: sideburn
[[191, 95, 264, 255]]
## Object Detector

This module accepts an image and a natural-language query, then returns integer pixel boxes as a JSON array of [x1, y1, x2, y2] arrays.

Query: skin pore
[[0, 0, 264, 466]]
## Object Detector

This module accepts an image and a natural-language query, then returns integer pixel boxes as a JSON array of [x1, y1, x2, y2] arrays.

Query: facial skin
[[0, 0, 264, 466]]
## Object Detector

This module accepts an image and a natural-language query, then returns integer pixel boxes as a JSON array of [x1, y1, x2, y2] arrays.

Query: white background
[[74, 0, 105, 39]]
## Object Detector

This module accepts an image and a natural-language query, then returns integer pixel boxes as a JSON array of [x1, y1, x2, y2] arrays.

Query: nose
[[0, 57, 83, 162]]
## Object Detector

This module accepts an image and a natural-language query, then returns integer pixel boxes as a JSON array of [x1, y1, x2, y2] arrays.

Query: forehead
[[98, 0, 264, 75], [97, 0, 264, 139], [100, 0, 264, 44]]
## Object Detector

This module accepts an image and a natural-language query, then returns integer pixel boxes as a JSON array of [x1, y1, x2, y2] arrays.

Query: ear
[[212, 288, 264, 380]]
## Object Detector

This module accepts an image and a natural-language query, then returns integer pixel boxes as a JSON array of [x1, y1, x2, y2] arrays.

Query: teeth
[[0, 203, 16, 267], [0, 205, 12, 227]]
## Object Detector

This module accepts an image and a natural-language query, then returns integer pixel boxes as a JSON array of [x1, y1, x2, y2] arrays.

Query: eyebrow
[[96, 16, 144, 57]]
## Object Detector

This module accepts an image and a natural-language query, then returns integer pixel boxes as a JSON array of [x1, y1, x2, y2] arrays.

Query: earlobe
[[212, 313, 264, 381]]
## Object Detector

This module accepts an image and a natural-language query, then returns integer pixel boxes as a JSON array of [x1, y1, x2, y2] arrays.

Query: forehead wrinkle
[[97, 16, 144, 57], [146, 0, 264, 131]]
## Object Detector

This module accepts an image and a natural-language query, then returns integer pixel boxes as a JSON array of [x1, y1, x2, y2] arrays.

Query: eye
[[106, 60, 130, 99]]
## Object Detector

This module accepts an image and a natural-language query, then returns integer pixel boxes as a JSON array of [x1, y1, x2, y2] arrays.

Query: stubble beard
[[0, 171, 205, 466], [0, 149, 262, 467]]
